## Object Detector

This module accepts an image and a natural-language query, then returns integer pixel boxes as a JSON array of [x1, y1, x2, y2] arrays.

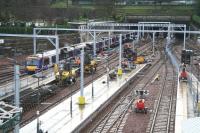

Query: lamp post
[[68, 57, 75, 118], [198, 63, 200, 116], [70, 79, 73, 117], [91, 54, 95, 98], [106, 55, 109, 88], [32, 73, 46, 133], [197, 64, 199, 104], [197, 63, 200, 115], [92, 67, 94, 98]]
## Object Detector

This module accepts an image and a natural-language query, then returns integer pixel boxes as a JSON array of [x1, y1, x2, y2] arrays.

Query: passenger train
[[25, 46, 75, 74], [25, 33, 135, 74]]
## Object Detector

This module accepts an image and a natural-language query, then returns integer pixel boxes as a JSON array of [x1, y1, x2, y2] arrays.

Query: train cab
[[26, 56, 42, 74], [26, 56, 49, 74]]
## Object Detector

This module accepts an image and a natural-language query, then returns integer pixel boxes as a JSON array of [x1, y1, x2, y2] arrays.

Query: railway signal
[[135, 90, 149, 96], [181, 49, 193, 65]]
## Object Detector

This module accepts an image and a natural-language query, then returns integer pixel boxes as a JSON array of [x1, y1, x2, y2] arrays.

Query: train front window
[[27, 59, 39, 66]]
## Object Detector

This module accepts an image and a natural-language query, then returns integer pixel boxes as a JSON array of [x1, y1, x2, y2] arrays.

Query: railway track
[[20, 51, 120, 125], [0, 38, 152, 86], [89, 94, 135, 133], [0, 65, 14, 84], [146, 55, 176, 133], [85, 41, 165, 133], [0, 64, 26, 84], [19, 40, 153, 126]]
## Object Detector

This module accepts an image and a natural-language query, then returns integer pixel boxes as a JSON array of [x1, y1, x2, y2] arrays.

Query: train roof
[[27, 38, 111, 59], [37, 49, 60, 57], [71, 42, 86, 49]]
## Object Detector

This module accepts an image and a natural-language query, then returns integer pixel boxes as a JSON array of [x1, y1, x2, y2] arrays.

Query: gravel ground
[[123, 66, 165, 133], [122, 43, 166, 133], [0, 55, 27, 65]]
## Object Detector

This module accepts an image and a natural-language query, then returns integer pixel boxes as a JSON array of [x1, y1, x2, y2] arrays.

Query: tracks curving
[[87, 44, 165, 133], [147, 56, 176, 133]]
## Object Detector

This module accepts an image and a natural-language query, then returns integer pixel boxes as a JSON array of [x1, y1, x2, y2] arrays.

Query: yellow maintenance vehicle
[[74, 55, 97, 74], [84, 60, 97, 73], [134, 56, 145, 64], [123, 43, 145, 65], [84, 53, 97, 74], [54, 62, 77, 86]]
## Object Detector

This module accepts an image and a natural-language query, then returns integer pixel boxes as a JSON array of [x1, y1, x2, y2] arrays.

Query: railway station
[[1, 1, 200, 133]]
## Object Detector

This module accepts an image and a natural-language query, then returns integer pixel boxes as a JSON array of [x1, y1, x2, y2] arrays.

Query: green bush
[[0, 24, 70, 34], [0, 27, 33, 34], [192, 15, 200, 26]]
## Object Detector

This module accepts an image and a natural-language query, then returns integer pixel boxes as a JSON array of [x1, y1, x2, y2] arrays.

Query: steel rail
[[89, 39, 164, 133], [149, 55, 176, 133], [149, 56, 168, 133]]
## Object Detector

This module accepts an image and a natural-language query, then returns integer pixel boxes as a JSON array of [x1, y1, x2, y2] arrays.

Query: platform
[[182, 117, 200, 133], [20, 64, 146, 133], [175, 79, 188, 133], [175, 73, 200, 133]]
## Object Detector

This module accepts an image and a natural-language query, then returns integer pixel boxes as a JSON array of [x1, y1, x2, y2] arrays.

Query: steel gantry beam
[[138, 22, 171, 38], [87, 22, 186, 42], [87, 23, 186, 28], [0, 33, 60, 64], [139, 22, 171, 24], [34, 27, 200, 55], [34, 28, 199, 34]]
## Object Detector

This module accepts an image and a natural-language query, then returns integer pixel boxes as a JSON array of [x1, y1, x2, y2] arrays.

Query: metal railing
[[0, 68, 55, 100]]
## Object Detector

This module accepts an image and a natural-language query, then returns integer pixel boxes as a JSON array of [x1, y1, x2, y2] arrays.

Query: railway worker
[[181, 63, 186, 71], [122, 60, 128, 68], [183, 63, 186, 69], [59, 61, 65, 71], [75, 57, 81, 66], [100, 49, 104, 56]]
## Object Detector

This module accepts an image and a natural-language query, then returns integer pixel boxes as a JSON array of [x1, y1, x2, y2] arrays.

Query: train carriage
[[25, 46, 78, 74], [25, 33, 134, 74]]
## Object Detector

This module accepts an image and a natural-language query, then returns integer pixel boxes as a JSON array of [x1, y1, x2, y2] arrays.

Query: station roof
[[182, 117, 200, 133], [68, 21, 87, 25], [68, 20, 114, 25]]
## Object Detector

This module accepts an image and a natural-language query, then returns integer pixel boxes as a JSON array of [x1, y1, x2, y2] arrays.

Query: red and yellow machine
[[134, 90, 148, 114], [134, 99, 147, 114]]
